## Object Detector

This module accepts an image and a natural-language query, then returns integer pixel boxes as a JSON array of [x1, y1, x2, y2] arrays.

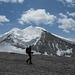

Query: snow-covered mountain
[[0, 26, 44, 54], [0, 26, 75, 57]]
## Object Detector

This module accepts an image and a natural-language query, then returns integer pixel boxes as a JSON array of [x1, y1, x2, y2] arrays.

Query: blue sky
[[0, 0, 75, 41]]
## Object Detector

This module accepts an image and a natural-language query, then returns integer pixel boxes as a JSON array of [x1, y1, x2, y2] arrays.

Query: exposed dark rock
[[32, 31, 75, 56]]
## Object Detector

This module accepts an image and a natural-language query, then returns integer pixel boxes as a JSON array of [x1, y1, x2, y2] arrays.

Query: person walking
[[26, 46, 32, 64]]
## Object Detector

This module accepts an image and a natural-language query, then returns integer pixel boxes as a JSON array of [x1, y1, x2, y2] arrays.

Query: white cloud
[[58, 13, 75, 33], [0, 15, 10, 23], [57, 0, 75, 7], [18, 8, 56, 25], [0, 0, 24, 3], [59, 13, 67, 18], [67, 12, 75, 17], [18, 20, 24, 25]]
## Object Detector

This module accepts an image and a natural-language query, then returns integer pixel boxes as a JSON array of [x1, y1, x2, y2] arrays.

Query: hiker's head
[[29, 45, 31, 48]]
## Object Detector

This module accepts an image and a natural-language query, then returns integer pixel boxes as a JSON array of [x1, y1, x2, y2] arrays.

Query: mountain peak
[[9, 27, 20, 33], [2, 26, 43, 44], [24, 25, 46, 31]]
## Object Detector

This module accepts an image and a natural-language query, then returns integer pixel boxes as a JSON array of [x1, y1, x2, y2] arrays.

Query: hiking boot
[[30, 62, 32, 64], [26, 60, 28, 63]]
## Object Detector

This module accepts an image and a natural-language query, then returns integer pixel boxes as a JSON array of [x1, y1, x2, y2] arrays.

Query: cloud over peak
[[18, 8, 56, 25]]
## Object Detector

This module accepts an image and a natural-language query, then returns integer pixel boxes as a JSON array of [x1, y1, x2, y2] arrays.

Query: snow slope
[[52, 33, 75, 44], [0, 26, 43, 54], [4, 26, 42, 42], [0, 26, 44, 46]]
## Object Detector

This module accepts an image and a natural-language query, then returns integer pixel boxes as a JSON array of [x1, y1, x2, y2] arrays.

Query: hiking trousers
[[26, 53, 32, 63]]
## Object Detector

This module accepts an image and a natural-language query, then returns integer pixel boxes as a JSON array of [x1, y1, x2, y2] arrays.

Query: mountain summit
[[0, 26, 75, 57]]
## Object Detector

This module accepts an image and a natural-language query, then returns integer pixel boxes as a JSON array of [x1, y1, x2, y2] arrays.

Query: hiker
[[26, 46, 33, 64]]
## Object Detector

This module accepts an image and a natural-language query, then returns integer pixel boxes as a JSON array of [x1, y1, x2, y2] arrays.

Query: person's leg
[[26, 53, 30, 63], [29, 54, 32, 64], [26, 53, 32, 64]]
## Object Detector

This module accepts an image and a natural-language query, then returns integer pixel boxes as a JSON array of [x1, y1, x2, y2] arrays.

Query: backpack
[[26, 47, 29, 53]]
